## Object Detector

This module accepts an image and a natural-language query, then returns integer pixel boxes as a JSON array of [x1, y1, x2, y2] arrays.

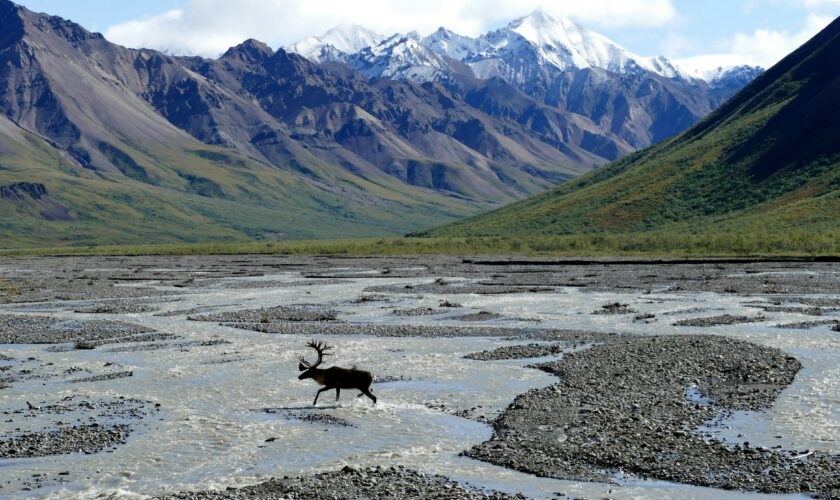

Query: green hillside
[[0, 123, 474, 248], [417, 17, 840, 239]]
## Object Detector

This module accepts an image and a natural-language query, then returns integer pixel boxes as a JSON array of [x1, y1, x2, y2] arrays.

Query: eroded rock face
[[0, 182, 48, 200], [0, 182, 74, 220], [467, 335, 840, 498]]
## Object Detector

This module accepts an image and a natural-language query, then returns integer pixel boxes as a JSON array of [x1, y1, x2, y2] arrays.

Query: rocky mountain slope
[[0, 1, 634, 247], [0, 1, 766, 247], [290, 8, 763, 149], [417, 17, 840, 237]]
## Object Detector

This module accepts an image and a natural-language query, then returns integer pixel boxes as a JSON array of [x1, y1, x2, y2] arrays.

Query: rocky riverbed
[[0, 255, 838, 498], [160, 465, 522, 499], [466, 335, 839, 498]]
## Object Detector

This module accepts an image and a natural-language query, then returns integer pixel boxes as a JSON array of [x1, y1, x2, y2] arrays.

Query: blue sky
[[16, 0, 840, 70]]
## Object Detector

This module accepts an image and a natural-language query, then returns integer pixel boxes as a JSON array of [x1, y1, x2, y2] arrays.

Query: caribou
[[297, 340, 377, 406]]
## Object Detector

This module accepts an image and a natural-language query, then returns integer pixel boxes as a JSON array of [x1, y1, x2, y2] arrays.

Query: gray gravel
[[222, 321, 611, 340], [673, 314, 767, 327], [774, 320, 840, 329], [466, 335, 840, 498], [159, 465, 521, 499], [465, 343, 568, 361], [104, 338, 231, 353], [365, 281, 554, 295], [0, 314, 61, 342], [451, 311, 505, 322], [189, 305, 339, 323], [592, 302, 636, 315], [792, 297, 840, 307], [225, 322, 527, 337], [4, 255, 840, 298], [2, 255, 839, 498], [155, 306, 225, 317], [281, 411, 355, 427], [747, 304, 834, 316], [0, 315, 166, 344], [69, 370, 133, 383], [0, 425, 130, 458], [516, 329, 617, 343], [74, 302, 159, 314], [391, 307, 440, 317]]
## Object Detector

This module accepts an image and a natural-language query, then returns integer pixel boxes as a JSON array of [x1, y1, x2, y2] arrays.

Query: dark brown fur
[[298, 341, 376, 406]]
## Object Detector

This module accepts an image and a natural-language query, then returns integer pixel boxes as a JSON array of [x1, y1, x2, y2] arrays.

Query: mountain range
[[418, 16, 840, 238], [288, 8, 764, 149], [0, 1, 760, 247]]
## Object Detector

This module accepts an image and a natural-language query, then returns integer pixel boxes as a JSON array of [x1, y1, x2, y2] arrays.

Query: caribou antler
[[298, 340, 333, 370], [296, 340, 377, 406]]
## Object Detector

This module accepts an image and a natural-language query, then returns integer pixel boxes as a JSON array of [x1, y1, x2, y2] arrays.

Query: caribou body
[[297, 340, 376, 406]]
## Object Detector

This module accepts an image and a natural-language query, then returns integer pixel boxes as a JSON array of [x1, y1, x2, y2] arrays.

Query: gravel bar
[[159, 465, 521, 499], [189, 306, 339, 323], [0, 315, 165, 344], [0, 425, 130, 458], [465, 343, 568, 361], [673, 314, 767, 327], [466, 335, 840, 498], [221, 322, 613, 340]]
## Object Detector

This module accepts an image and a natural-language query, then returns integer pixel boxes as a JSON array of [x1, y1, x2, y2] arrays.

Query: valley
[[1, 255, 838, 498], [0, 1, 759, 247], [1, 2, 838, 499]]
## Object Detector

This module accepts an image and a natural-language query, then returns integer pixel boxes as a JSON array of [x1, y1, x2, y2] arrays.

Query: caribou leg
[[335, 388, 341, 402], [360, 388, 377, 404], [313, 387, 330, 406]]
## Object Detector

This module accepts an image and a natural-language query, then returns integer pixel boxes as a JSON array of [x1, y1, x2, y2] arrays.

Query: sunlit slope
[[418, 17, 840, 238], [0, 118, 475, 247]]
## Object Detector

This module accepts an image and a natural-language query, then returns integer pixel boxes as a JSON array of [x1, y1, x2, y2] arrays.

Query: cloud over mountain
[[104, 0, 678, 58]]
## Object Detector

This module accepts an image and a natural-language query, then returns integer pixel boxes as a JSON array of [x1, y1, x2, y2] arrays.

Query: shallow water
[[1, 272, 836, 499]]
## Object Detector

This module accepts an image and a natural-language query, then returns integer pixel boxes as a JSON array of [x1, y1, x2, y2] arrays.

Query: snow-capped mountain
[[346, 32, 454, 82], [706, 65, 764, 91], [421, 27, 484, 61], [467, 8, 689, 80], [675, 56, 764, 90], [288, 24, 384, 63], [286, 8, 763, 150], [288, 8, 762, 88]]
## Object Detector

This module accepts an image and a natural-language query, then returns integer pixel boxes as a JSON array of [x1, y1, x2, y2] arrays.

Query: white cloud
[[659, 33, 697, 58], [675, 54, 757, 80], [728, 13, 833, 67], [678, 13, 833, 73], [104, 0, 678, 58]]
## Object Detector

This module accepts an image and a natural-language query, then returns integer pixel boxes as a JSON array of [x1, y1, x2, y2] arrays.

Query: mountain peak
[[675, 55, 765, 85], [350, 32, 454, 82], [490, 8, 687, 78], [221, 38, 274, 63], [421, 27, 480, 61], [0, 0, 20, 18], [520, 6, 562, 26], [288, 24, 384, 63], [492, 9, 621, 72], [0, 0, 24, 45], [511, 6, 578, 34], [11, 1, 103, 44]]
